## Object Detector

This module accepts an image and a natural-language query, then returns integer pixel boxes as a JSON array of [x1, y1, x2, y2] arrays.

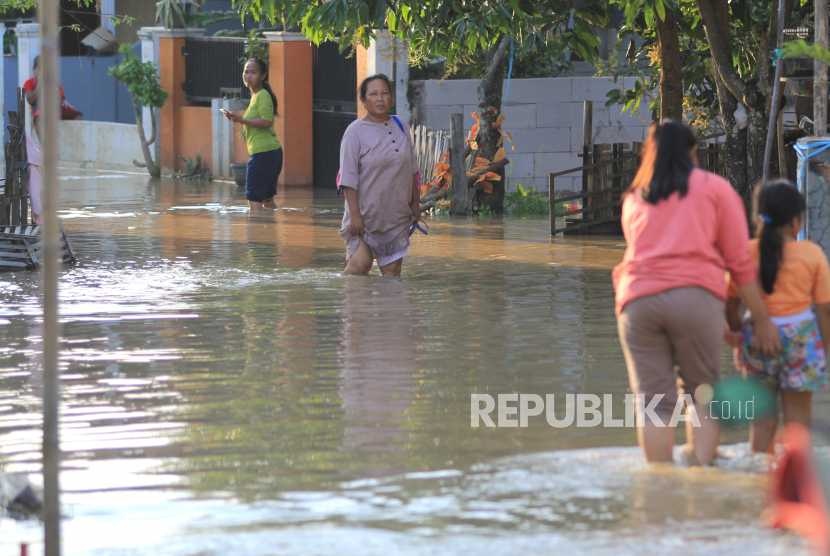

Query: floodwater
[[0, 169, 824, 555]]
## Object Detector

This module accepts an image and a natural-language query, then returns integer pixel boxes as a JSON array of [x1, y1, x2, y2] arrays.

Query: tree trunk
[[475, 36, 510, 213], [697, 0, 773, 214], [131, 97, 161, 178], [655, 9, 683, 120]]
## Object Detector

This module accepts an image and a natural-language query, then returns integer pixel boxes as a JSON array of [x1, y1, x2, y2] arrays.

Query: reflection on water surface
[[0, 169, 820, 554]]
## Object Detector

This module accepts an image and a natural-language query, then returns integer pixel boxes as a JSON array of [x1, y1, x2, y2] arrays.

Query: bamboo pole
[[815, 0, 828, 136], [38, 1, 62, 555], [762, 0, 786, 179]]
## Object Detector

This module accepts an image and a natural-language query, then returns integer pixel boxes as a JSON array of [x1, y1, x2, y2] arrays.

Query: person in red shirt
[[614, 120, 781, 466], [23, 55, 83, 138]]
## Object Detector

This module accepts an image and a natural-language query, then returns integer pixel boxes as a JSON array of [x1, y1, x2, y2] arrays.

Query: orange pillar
[[265, 32, 313, 187], [356, 45, 368, 119], [157, 28, 205, 174]]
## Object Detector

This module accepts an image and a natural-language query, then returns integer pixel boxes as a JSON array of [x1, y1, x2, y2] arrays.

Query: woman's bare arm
[[25, 82, 38, 106], [223, 111, 271, 129], [342, 187, 364, 236]]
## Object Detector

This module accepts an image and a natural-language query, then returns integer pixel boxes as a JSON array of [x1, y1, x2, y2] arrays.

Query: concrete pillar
[[101, 0, 117, 36], [16, 23, 40, 136], [357, 32, 410, 123], [211, 98, 244, 179], [156, 27, 205, 173], [264, 32, 313, 187]]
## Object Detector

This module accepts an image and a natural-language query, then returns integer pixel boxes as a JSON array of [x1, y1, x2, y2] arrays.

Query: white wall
[[409, 77, 652, 193], [59, 120, 145, 171]]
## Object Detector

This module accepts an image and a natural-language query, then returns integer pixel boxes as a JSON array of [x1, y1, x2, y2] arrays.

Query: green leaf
[[655, 0, 666, 22], [643, 0, 654, 28]]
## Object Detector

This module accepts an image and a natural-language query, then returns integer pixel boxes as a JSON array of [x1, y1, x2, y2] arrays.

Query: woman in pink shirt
[[614, 120, 781, 466]]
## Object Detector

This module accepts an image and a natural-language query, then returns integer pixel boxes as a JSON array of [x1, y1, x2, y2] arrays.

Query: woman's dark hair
[[630, 119, 698, 204], [358, 74, 394, 102], [33, 55, 39, 69], [755, 180, 805, 294], [246, 59, 278, 116]]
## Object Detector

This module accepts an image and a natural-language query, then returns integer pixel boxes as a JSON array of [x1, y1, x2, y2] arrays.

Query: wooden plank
[[0, 260, 28, 268], [555, 215, 621, 235], [0, 251, 33, 258], [549, 153, 639, 179], [59, 219, 75, 262], [553, 185, 627, 204]]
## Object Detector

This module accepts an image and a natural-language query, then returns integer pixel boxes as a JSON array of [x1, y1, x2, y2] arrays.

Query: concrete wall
[[58, 120, 144, 171], [59, 53, 137, 125], [409, 77, 651, 193]]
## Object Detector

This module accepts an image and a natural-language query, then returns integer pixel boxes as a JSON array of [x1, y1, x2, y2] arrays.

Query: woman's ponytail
[[758, 217, 784, 295], [262, 81, 279, 117], [248, 58, 279, 116], [755, 180, 806, 294]]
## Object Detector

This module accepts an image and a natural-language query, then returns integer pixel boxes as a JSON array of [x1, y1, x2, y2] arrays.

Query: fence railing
[[550, 137, 724, 235], [411, 125, 450, 180], [184, 37, 247, 102], [1, 89, 28, 227]]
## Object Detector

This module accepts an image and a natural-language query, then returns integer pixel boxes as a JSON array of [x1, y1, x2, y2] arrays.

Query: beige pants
[[617, 287, 724, 419]]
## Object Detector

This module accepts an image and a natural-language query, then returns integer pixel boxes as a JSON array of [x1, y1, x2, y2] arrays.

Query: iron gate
[[313, 42, 357, 188], [184, 37, 248, 102]]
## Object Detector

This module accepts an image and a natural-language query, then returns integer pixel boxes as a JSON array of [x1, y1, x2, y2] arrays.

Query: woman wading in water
[[338, 74, 420, 277], [613, 120, 781, 466], [223, 59, 283, 211]]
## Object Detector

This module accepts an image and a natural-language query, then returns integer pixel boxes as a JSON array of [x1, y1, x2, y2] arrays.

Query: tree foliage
[[109, 45, 168, 110], [109, 44, 168, 177], [232, 0, 608, 66]]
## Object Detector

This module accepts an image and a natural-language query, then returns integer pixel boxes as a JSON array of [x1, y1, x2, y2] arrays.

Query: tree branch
[[696, 0, 762, 109]]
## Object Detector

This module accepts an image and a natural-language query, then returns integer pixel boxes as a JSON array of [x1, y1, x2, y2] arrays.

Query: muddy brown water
[[0, 170, 823, 555]]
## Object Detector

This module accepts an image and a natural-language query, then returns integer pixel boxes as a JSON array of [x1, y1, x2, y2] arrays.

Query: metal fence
[[313, 111, 356, 188], [184, 37, 248, 102], [312, 42, 357, 110]]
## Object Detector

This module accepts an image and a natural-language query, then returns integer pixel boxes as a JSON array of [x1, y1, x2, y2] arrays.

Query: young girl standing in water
[[223, 59, 283, 211], [727, 180, 830, 452]]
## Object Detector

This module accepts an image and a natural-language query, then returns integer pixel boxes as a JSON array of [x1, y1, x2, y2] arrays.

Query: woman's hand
[[223, 110, 242, 124], [752, 317, 782, 357], [349, 212, 364, 236], [410, 198, 420, 222], [723, 327, 744, 349]]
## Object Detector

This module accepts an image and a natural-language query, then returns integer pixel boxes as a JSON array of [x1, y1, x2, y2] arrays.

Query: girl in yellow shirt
[[727, 180, 830, 452], [223, 59, 283, 211]]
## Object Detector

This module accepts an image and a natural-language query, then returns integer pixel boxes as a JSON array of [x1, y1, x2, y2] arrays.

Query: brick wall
[[409, 77, 651, 193]]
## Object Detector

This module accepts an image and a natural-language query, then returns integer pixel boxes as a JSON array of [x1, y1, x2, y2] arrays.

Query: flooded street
[[0, 169, 822, 555]]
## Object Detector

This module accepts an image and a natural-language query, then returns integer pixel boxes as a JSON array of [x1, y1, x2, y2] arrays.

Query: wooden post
[[18, 89, 28, 227], [592, 144, 603, 221], [777, 109, 788, 178], [815, 0, 828, 136], [763, 0, 787, 179], [38, 0, 62, 554], [450, 113, 468, 215], [549, 173, 556, 235], [582, 101, 592, 216]]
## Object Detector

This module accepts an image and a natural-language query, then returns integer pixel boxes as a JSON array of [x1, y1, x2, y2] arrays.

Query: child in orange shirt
[[727, 180, 830, 452]]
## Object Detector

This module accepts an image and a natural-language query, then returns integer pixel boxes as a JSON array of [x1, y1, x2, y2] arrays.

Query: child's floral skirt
[[738, 309, 827, 391]]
